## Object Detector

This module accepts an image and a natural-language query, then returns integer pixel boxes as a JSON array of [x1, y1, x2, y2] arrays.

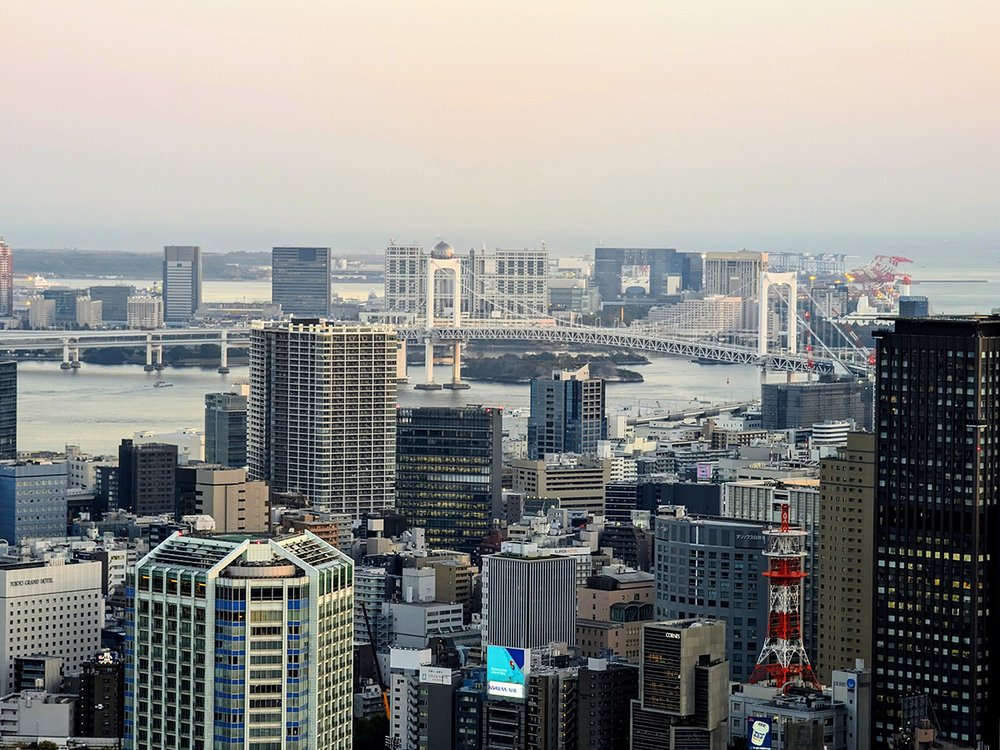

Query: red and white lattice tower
[[748, 504, 820, 690]]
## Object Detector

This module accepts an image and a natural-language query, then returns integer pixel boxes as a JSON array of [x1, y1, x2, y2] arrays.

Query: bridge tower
[[416, 241, 468, 390], [758, 271, 798, 357]]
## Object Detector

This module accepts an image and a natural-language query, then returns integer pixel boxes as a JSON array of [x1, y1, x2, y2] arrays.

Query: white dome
[[431, 240, 455, 259]]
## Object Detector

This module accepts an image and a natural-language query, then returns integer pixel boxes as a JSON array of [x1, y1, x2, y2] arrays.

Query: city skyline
[[2, 3, 1000, 253]]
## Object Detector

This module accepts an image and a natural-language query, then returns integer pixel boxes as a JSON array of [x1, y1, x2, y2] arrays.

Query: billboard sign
[[696, 462, 713, 480], [487, 645, 530, 700], [747, 717, 773, 749]]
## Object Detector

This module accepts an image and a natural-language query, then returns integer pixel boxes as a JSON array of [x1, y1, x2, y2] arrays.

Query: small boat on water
[[153, 381, 174, 388]]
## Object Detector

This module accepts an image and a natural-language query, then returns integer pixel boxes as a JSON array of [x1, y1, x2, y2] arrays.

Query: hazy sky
[[3, 1, 999, 256]]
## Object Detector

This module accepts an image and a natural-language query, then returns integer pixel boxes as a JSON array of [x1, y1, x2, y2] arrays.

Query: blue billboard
[[486, 645, 530, 699], [747, 717, 773, 749]]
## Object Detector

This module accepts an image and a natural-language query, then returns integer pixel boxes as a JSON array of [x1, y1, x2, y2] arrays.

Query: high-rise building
[[481, 543, 577, 651], [396, 406, 502, 553], [629, 619, 729, 750], [465, 246, 548, 319], [162, 245, 202, 322], [75, 650, 125, 740], [126, 531, 354, 750], [0, 361, 15, 460], [0, 559, 104, 692], [271, 247, 332, 317], [0, 461, 68, 543], [248, 319, 397, 516], [383, 242, 549, 322], [0, 238, 12, 317], [702, 251, 767, 298], [872, 317, 1000, 749], [528, 365, 607, 459], [577, 659, 639, 750], [525, 667, 579, 750], [816, 432, 875, 684], [593, 247, 701, 302], [760, 377, 874, 431], [117, 439, 177, 516], [88, 285, 135, 324], [126, 295, 164, 329], [204, 391, 248, 467], [654, 508, 769, 682], [384, 242, 426, 318]]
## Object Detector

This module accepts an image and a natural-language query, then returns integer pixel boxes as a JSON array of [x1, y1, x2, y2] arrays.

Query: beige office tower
[[702, 251, 768, 329], [248, 319, 397, 517], [816, 431, 875, 684]]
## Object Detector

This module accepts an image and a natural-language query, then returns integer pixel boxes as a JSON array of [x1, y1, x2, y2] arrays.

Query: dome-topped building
[[431, 240, 455, 259]]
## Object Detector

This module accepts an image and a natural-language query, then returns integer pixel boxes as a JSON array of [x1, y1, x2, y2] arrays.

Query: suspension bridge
[[0, 265, 874, 379]]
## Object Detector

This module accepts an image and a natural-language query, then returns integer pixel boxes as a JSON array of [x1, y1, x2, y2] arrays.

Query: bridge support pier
[[153, 345, 164, 371], [443, 341, 468, 389], [70, 347, 81, 369], [61, 342, 72, 370], [414, 340, 442, 390], [396, 339, 408, 383], [218, 331, 230, 374], [144, 335, 155, 372]]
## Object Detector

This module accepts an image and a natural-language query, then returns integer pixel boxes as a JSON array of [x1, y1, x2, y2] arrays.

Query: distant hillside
[[11, 249, 271, 279]]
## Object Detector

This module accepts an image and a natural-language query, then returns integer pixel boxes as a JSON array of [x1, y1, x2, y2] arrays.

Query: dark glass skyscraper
[[528, 365, 606, 459], [0, 361, 15, 460], [396, 406, 501, 552], [873, 317, 1000, 749], [271, 247, 332, 317]]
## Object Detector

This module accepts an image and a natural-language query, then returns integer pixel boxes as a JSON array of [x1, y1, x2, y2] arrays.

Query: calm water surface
[[16, 357, 760, 455]]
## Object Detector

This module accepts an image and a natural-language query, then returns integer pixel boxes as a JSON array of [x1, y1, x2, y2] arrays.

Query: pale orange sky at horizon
[[2, 1, 998, 256]]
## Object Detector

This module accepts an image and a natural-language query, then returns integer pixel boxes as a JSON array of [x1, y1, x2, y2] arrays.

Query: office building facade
[[510, 456, 610, 515], [0, 238, 12, 317], [872, 317, 1000, 749], [0, 361, 15, 460], [816, 432, 875, 684], [702, 251, 766, 298], [577, 659, 639, 750], [481, 545, 577, 651], [396, 406, 502, 553], [76, 651, 125, 739], [248, 319, 397, 516], [629, 619, 729, 750], [117, 439, 177, 516], [528, 365, 607, 459], [0, 560, 104, 692], [126, 295, 164, 329], [654, 509, 769, 682], [204, 391, 248, 467], [126, 531, 354, 750], [593, 247, 700, 302], [465, 246, 548, 319], [761, 377, 874, 431], [0, 461, 68, 543], [271, 247, 332, 317], [88, 285, 135, 324], [162, 245, 202, 322]]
